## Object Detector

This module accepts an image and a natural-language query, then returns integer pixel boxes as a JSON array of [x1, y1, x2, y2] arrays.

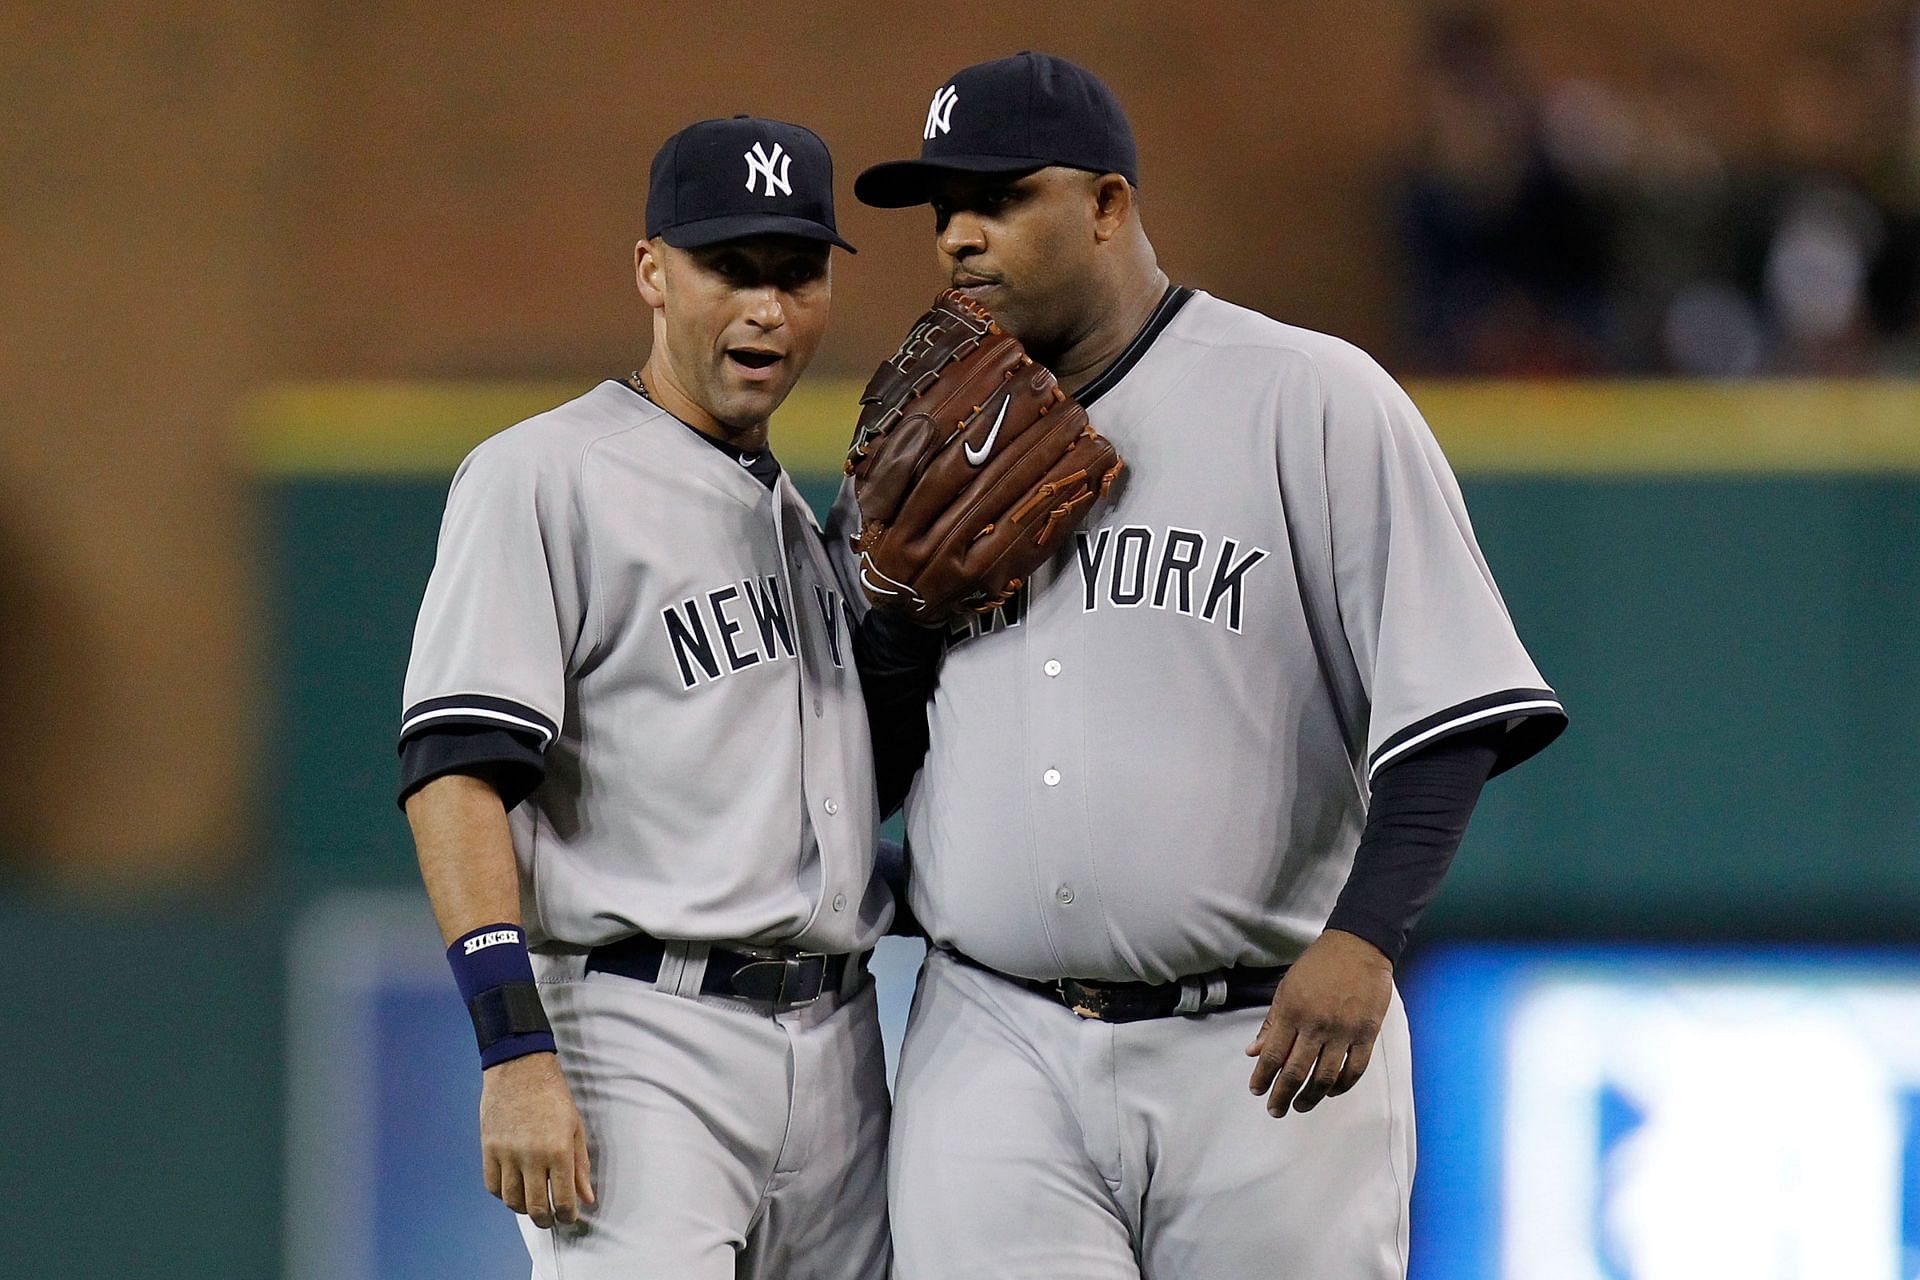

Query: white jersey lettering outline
[[1070, 524, 1272, 632], [662, 576, 804, 689]]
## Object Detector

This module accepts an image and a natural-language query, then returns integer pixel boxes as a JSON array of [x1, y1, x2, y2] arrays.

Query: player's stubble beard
[[976, 274, 1102, 381], [710, 346, 804, 431], [950, 253, 1101, 381], [649, 310, 820, 446]]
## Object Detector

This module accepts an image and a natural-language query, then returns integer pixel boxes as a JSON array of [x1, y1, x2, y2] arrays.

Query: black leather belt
[[949, 948, 1287, 1023], [586, 933, 866, 1014]]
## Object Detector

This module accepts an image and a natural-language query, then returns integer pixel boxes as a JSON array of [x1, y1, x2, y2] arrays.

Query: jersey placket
[[1023, 570, 1110, 970], [772, 487, 856, 934]]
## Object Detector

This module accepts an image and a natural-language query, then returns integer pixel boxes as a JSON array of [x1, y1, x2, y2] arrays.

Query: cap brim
[[660, 212, 856, 253], [854, 155, 1048, 208]]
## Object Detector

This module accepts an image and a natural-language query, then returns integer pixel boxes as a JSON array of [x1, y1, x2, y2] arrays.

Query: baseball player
[[398, 116, 891, 1279], [836, 54, 1567, 1278]]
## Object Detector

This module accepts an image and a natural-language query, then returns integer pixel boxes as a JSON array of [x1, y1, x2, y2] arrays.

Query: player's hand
[[480, 1051, 596, 1228], [1244, 929, 1393, 1118]]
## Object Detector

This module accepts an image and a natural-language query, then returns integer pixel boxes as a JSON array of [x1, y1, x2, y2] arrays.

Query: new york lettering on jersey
[[941, 524, 1272, 645], [403, 381, 883, 954], [660, 573, 850, 689]]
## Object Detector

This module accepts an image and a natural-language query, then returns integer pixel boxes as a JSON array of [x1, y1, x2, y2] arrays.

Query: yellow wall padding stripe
[[236, 378, 1920, 478], [234, 379, 865, 478], [1413, 381, 1920, 474]]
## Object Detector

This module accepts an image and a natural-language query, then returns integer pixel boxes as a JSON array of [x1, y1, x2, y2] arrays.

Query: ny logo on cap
[[923, 84, 958, 141], [744, 142, 793, 198]]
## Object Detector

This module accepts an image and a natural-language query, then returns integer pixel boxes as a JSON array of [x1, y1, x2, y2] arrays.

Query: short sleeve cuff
[[397, 726, 547, 810], [1368, 687, 1567, 782], [399, 694, 559, 749]]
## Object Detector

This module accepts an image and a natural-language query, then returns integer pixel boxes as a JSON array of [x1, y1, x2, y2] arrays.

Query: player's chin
[[971, 290, 1034, 342], [714, 365, 797, 420]]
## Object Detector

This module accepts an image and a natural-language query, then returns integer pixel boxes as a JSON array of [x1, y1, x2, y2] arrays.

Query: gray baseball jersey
[[403, 380, 889, 952], [832, 288, 1562, 984]]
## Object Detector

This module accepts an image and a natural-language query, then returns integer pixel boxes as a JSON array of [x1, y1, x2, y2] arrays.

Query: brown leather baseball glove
[[844, 290, 1124, 624]]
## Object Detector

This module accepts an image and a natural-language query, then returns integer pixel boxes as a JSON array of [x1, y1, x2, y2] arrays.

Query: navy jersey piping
[[1074, 284, 1195, 408]]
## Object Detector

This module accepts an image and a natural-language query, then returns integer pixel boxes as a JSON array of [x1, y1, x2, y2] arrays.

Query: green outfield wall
[[252, 379, 1920, 939]]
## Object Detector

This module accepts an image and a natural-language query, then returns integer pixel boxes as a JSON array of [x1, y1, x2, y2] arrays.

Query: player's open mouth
[[727, 349, 782, 372]]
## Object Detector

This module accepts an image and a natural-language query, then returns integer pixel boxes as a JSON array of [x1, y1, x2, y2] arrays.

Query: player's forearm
[[1323, 724, 1504, 964], [405, 772, 525, 947], [852, 610, 945, 815]]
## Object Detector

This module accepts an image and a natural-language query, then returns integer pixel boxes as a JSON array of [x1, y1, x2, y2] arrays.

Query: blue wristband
[[446, 924, 556, 1069]]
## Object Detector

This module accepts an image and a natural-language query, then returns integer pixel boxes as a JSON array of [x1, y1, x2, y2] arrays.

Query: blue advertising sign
[[1404, 945, 1920, 1280]]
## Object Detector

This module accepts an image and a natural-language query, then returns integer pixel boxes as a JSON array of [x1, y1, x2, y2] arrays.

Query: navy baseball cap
[[855, 52, 1138, 208], [647, 115, 856, 252]]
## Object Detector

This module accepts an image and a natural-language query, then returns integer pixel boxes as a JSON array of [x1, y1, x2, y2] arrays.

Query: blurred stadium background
[[4, 2, 1919, 1276]]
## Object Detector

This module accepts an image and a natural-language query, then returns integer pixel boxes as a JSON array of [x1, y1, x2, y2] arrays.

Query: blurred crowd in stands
[[1394, 7, 1920, 374]]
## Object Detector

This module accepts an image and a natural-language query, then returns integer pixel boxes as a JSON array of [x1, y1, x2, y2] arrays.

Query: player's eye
[[710, 254, 752, 282]]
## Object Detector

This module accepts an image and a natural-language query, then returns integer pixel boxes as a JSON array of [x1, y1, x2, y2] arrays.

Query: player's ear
[[635, 238, 668, 308], [1090, 174, 1134, 244]]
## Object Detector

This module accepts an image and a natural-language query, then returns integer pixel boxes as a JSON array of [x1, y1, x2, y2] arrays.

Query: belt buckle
[[775, 952, 829, 1011], [1059, 978, 1112, 1021], [727, 947, 832, 1010]]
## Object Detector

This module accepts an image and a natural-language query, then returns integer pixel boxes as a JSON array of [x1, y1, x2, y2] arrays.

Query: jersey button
[[1042, 768, 1061, 787], [832, 893, 847, 912], [1043, 659, 1062, 677], [823, 798, 839, 815], [1055, 884, 1075, 904]]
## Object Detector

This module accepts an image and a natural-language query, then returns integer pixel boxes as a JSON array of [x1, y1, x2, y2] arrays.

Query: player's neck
[[638, 354, 770, 453], [1047, 266, 1172, 396]]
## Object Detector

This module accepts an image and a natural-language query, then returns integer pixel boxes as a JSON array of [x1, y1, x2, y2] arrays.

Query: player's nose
[[937, 211, 987, 260], [742, 285, 787, 330]]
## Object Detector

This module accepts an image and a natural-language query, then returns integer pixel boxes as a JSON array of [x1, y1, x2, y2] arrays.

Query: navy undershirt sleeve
[[851, 610, 945, 817], [397, 726, 547, 811], [1323, 723, 1504, 964]]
